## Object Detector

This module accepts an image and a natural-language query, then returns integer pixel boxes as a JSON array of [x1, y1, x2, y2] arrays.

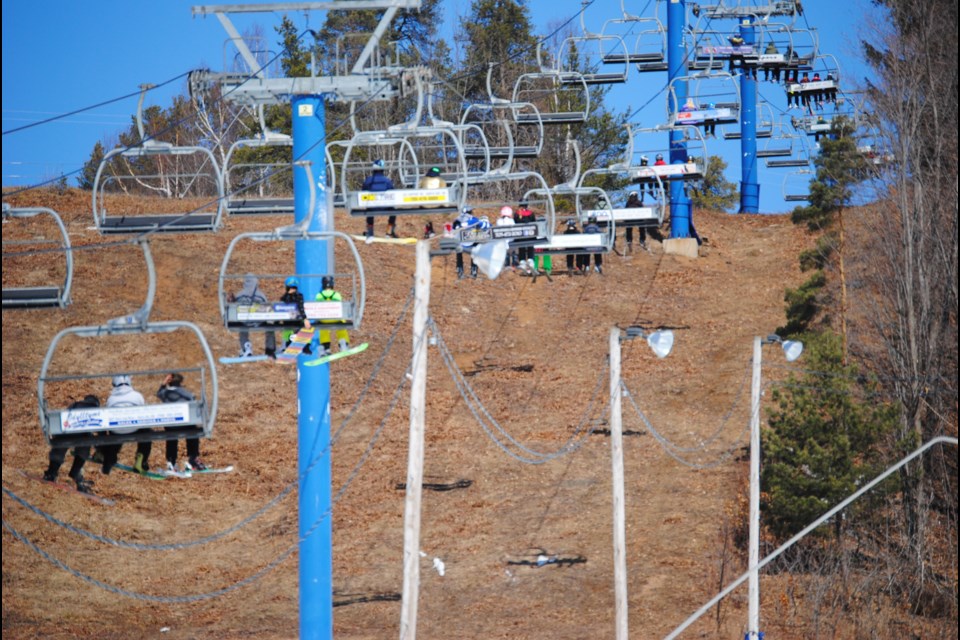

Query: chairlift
[[92, 84, 226, 234], [512, 43, 591, 125], [723, 102, 775, 140], [527, 185, 615, 257], [340, 131, 463, 217], [2, 205, 74, 309], [783, 169, 813, 202], [765, 140, 812, 167], [436, 171, 557, 255], [578, 166, 666, 230], [668, 71, 741, 129], [37, 240, 218, 449], [785, 53, 839, 99], [219, 162, 366, 333], [556, 14, 630, 85], [421, 82, 501, 180], [222, 106, 295, 216], [459, 66, 545, 164], [599, 1, 668, 71], [621, 124, 707, 182]]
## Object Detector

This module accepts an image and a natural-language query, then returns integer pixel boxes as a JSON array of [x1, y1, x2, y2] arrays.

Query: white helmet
[[500, 206, 514, 218], [112, 374, 131, 387]]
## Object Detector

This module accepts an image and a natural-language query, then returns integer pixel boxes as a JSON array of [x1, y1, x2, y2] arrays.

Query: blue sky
[[2, 0, 879, 213]]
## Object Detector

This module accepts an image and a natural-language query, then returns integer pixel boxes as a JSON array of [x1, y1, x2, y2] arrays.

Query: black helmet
[[322, 276, 334, 290], [428, 166, 441, 176]]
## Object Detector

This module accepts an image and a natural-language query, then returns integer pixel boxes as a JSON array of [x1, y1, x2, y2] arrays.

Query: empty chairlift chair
[[222, 106, 295, 216], [512, 43, 591, 126], [2, 205, 74, 309], [555, 10, 629, 86], [92, 84, 226, 234], [599, 2, 668, 72], [459, 65, 546, 166], [783, 169, 814, 202]]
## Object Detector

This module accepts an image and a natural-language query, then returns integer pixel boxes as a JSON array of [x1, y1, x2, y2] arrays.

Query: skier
[[230, 274, 277, 359], [42, 394, 100, 493], [157, 373, 206, 473], [362, 159, 397, 238], [315, 276, 350, 355], [281, 276, 312, 355]]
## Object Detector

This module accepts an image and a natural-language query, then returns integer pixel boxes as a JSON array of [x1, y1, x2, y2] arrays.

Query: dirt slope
[[2, 189, 811, 639]]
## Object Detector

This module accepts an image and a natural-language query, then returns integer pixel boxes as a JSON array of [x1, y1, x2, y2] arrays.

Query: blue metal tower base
[[292, 95, 333, 640]]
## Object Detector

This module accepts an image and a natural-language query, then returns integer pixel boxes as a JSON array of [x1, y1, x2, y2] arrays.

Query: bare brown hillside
[[4, 188, 816, 639]]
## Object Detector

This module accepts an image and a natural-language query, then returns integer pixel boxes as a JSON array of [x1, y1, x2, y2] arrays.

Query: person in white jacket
[[105, 375, 150, 474]]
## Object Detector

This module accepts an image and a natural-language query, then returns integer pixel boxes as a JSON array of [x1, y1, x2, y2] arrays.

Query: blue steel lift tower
[[190, 3, 428, 639]]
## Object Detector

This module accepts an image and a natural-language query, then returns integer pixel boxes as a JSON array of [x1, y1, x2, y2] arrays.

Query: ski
[[219, 355, 269, 365], [113, 462, 191, 480], [20, 470, 115, 506], [304, 342, 369, 367]]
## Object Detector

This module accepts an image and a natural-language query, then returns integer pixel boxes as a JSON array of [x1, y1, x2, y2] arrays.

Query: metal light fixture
[[624, 326, 675, 358]]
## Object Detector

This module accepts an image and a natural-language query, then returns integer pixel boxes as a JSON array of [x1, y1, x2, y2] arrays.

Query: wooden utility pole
[[400, 240, 431, 640]]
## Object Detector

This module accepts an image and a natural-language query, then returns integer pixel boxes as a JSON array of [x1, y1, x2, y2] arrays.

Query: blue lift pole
[[739, 19, 760, 213], [292, 95, 333, 640], [667, 0, 692, 238]]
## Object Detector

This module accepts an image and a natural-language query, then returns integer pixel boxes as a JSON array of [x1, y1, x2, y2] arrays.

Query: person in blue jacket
[[362, 159, 397, 238]]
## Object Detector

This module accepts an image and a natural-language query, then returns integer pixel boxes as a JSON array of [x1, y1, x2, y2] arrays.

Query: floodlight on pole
[[624, 326, 675, 358], [747, 333, 803, 640], [610, 326, 674, 640]]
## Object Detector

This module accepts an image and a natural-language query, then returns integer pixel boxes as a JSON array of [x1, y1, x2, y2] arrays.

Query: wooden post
[[400, 241, 431, 640], [609, 327, 629, 640]]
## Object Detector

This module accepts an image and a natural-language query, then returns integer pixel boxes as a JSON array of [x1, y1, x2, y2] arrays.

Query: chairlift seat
[[788, 79, 838, 93], [697, 45, 756, 59], [635, 61, 669, 72], [758, 53, 787, 66], [674, 107, 738, 127], [724, 130, 772, 140], [516, 111, 586, 125], [452, 221, 547, 247], [98, 214, 219, 234], [564, 72, 627, 86], [688, 60, 726, 71], [226, 197, 296, 216], [2, 286, 63, 308], [603, 52, 664, 64], [347, 187, 459, 216], [45, 400, 207, 448], [533, 233, 609, 255], [766, 158, 811, 168], [582, 207, 661, 228], [757, 148, 794, 158], [224, 300, 356, 331], [629, 162, 702, 181]]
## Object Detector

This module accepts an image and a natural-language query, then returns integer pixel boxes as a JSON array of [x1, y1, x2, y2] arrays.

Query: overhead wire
[[2, 73, 190, 137]]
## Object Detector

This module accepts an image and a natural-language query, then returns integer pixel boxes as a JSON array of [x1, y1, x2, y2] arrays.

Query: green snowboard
[[304, 342, 369, 367]]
